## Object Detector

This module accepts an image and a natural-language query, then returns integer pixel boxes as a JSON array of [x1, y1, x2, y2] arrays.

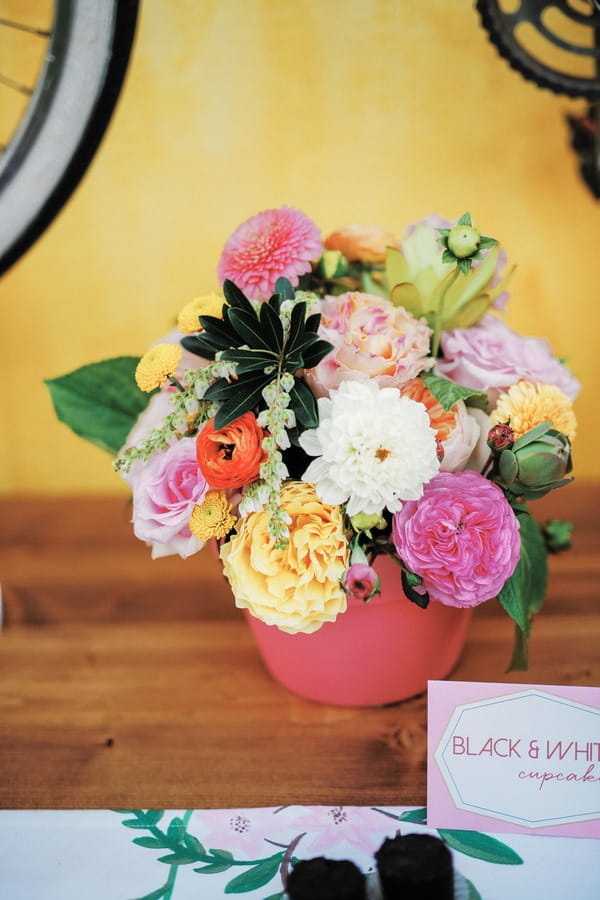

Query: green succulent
[[493, 421, 573, 500], [181, 277, 333, 433], [384, 215, 512, 336]]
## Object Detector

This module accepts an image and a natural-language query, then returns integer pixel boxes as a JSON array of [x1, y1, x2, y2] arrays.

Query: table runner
[[1, 806, 598, 899]]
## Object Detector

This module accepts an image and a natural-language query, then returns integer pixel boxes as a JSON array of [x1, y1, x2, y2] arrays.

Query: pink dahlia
[[391, 470, 520, 608], [217, 206, 322, 300]]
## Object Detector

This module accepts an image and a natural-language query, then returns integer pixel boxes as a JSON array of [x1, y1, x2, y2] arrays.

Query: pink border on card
[[427, 680, 600, 839]]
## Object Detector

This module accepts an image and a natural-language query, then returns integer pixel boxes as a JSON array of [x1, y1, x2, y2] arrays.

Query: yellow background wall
[[0, 0, 598, 493]]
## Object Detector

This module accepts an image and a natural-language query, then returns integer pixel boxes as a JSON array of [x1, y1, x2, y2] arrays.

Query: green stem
[[431, 266, 460, 358], [167, 375, 186, 393]]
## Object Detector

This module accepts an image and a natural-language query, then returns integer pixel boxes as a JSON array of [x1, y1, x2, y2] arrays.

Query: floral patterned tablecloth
[[0, 806, 598, 899]]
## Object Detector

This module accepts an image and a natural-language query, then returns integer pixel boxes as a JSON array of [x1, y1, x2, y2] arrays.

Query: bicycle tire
[[0, 0, 139, 276]]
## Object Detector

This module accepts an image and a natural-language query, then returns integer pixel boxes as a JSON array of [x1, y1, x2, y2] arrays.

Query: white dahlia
[[299, 380, 440, 516]]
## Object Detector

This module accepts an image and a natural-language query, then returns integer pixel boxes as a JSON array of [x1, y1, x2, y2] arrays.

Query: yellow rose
[[220, 481, 349, 633]]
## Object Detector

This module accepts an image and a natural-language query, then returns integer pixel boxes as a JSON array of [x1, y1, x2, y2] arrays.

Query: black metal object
[[0, 0, 139, 276], [476, 0, 600, 197]]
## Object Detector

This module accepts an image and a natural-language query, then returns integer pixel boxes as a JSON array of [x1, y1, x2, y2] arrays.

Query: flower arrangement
[[47, 208, 580, 670]]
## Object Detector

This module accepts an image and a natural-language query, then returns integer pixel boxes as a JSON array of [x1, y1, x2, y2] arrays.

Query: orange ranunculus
[[324, 224, 398, 264], [196, 412, 267, 489]]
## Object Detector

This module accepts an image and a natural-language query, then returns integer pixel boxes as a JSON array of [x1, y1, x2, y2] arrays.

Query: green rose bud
[[496, 425, 573, 499], [349, 511, 386, 533], [318, 249, 348, 279], [447, 224, 481, 259]]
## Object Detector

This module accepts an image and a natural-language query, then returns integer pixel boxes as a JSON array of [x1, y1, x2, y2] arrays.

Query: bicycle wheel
[[0, 0, 139, 276]]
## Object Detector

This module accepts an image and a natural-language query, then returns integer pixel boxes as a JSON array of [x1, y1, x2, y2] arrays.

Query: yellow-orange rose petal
[[220, 481, 349, 634], [189, 491, 236, 541], [177, 293, 224, 334], [135, 344, 182, 392], [491, 380, 577, 440]]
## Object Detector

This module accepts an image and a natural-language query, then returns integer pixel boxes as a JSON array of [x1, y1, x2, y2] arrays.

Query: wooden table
[[0, 486, 598, 809]]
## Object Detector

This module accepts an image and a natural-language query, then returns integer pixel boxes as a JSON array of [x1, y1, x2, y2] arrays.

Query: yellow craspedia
[[135, 343, 182, 392], [491, 380, 577, 440], [189, 491, 236, 541], [177, 293, 224, 334]]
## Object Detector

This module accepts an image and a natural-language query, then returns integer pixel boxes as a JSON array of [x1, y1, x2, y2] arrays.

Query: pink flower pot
[[245, 554, 472, 707]]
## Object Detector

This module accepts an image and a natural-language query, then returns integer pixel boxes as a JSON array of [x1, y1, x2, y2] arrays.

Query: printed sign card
[[427, 681, 600, 838]]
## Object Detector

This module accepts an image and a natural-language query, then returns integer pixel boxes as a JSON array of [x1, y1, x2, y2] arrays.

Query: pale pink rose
[[217, 206, 322, 300], [305, 292, 433, 397], [324, 224, 399, 264], [464, 407, 494, 473], [392, 470, 520, 608], [131, 436, 209, 559], [437, 315, 581, 408]]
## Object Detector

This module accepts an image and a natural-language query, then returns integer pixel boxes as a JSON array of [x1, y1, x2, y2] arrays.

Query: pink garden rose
[[437, 314, 581, 408], [217, 206, 322, 300], [392, 470, 520, 608], [131, 436, 209, 559], [305, 292, 433, 397]]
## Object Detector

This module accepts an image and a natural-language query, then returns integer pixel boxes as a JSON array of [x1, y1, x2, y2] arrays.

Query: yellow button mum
[[177, 293, 224, 334], [135, 344, 182, 392], [491, 380, 577, 441], [189, 491, 236, 541]]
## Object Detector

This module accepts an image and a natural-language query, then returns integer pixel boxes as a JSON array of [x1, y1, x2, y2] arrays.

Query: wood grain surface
[[0, 485, 598, 809]]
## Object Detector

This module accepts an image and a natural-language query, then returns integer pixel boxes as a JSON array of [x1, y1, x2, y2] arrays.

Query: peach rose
[[324, 224, 398, 264], [401, 378, 480, 472], [196, 412, 267, 489], [305, 292, 433, 398], [220, 481, 349, 633]]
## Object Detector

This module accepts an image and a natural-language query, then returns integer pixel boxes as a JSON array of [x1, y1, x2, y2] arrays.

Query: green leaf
[[422, 372, 488, 412], [464, 876, 483, 900], [167, 817, 186, 844], [479, 235, 498, 249], [304, 312, 321, 333], [198, 314, 239, 345], [220, 348, 277, 375], [224, 853, 283, 893], [222, 279, 254, 314], [390, 282, 425, 317], [301, 338, 334, 369], [144, 811, 164, 825], [284, 301, 308, 356], [274, 276, 294, 300], [437, 830, 523, 865], [181, 334, 217, 360], [183, 834, 207, 857], [45, 357, 152, 456], [457, 257, 472, 275], [507, 624, 529, 671], [158, 852, 199, 865], [259, 300, 285, 351], [401, 570, 429, 608], [457, 212, 472, 226], [384, 246, 409, 287], [228, 308, 274, 352], [371, 806, 428, 824], [194, 861, 235, 874], [213, 375, 270, 428], [498, 509, 548, 664], [261, 893, 285, 900], [513, 421, 552, 451], [133, 836, 170, 849], [289, 379, 319, 428], [208, 848, 235, 861]]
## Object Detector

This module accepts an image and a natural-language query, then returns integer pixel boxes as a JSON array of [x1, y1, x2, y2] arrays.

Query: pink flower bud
[[341, 563, 381, 603], [487, 423, 515, 451]]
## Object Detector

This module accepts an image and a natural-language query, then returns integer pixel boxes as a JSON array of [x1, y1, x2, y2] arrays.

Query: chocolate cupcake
[[286, 856, 367, 900], [375, 833, 454, 899]]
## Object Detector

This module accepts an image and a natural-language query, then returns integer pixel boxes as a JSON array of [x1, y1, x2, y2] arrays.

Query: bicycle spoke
[[0, 18, 51, 37]]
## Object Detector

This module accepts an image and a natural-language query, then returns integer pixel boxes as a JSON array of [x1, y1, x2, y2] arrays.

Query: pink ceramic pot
[[245, 554, 472, 707]]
